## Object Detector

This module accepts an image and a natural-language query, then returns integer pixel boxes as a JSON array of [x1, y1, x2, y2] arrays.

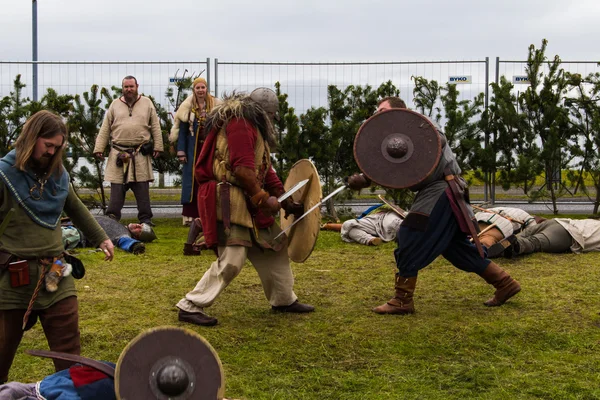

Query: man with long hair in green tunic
[[0, 111, 114, 384]]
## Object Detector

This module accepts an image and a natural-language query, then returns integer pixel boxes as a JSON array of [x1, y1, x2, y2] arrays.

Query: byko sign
[[512, 76, 531, 84], [448, 75, 472, 84]]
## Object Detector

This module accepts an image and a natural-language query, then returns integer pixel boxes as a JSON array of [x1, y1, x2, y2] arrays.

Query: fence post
[[206, 57, 210, 94], [492, 57, 501, 204], [484, 57, 490, 203], [214, 58, 219, 98], [32, 0, 38, 101]]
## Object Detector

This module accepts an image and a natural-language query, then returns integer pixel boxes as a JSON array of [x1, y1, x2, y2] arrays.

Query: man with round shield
[[348, 97, 521, 315]]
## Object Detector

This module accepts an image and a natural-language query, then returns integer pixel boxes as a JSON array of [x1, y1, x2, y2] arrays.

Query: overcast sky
[[1, 0, 600, 62]]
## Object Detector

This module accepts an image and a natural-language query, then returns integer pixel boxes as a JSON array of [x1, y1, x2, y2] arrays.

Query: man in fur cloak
[[176, 89, 314, 326]]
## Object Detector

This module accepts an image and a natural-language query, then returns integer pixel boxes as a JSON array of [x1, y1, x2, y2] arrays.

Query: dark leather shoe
[[502, 235, 519, 258], [131, 242, 145, 255], [272, 300, 315, 313], [178, 310, 218, 326], [183, 243, 201, 256], [487, 235, 516, 258]]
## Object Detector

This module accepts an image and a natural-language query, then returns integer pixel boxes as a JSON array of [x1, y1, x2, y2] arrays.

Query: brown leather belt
[[112, 143, 143, 183], [218, 177, 232, 235], [444, 168, 485, 258]]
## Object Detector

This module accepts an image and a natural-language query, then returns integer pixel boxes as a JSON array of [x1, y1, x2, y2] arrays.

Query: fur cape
[[204, 92, 277, 148], [168, 96, 222, 143]]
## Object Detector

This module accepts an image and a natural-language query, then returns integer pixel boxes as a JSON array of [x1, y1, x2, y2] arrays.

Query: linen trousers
[[515, 219, 572, 255], [106, 182, 153, 224], [177, 243, 298, 313]]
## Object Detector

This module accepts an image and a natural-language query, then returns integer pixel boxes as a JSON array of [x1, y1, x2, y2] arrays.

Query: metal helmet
[[250, 87, 279, 120], [138, 223, 157, 243]]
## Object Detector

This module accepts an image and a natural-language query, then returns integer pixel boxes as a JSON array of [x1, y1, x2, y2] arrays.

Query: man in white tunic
[[340, 207, 403, 246], [93, 76, 164, 225]]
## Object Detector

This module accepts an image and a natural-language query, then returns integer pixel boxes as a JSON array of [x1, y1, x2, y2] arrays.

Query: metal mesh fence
[[0, 60, 210, 188], [0, 60, 210, 112], [495, 58, 600, 96], [215, 59, 489, 116], [493, 59, 600, 200], [2, 58, 599, 193]]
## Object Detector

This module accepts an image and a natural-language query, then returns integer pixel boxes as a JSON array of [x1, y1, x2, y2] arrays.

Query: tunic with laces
[[93, 96, 164, 184]]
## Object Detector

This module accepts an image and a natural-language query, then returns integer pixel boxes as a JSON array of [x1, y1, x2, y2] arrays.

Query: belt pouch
[[8, 260, 29, 287]]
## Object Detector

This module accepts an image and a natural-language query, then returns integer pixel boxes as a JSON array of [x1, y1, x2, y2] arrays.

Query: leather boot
[[178, 309, 218, 327], [183, 218, 203, 256], [373, 274, 417, 314], [272, 300, 315, 313], [487, 235, 517, 259], [479, 262, 521, 307]]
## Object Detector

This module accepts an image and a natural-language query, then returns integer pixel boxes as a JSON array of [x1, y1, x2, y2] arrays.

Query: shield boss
[[279, 159, 322, 263], [354, 109, 442, 189], [115, 327, 224, 400]]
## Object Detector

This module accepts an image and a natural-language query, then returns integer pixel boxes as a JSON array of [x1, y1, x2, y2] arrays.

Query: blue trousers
[[394, 192, 491, 278]]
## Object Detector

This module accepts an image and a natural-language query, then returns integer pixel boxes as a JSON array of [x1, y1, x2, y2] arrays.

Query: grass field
[[8, 218, 600, 399]]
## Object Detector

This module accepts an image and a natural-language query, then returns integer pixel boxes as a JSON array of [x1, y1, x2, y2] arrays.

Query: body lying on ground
[[62, 216, 156, 255], [494, 218, 600, 258], [322, 204, 404, 246]]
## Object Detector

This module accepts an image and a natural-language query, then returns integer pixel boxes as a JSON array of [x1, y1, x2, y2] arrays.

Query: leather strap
[[26, 350, 115, 378], [444, 168, 485, 258], [22, 258, 53, 330], [219, 177, 232, 235], [112, 144, 143, 183]]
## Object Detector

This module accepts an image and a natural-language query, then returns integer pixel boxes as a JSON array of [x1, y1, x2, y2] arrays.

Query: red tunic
[[194, 118, 283, 249]]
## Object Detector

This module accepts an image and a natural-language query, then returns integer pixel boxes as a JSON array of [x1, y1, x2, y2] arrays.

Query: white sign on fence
[[448, 75, 472, 84], [513, 76, 530, 84]]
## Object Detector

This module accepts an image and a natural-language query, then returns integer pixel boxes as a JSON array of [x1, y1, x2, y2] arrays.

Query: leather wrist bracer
[[250, 190, 270, 207]]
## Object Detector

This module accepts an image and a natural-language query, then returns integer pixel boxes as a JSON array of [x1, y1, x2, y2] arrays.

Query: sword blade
[[377, 195, 407, 218], [26, 350, 115, 378], [278, 179, 309, 203], [275, 185, 346, 240]]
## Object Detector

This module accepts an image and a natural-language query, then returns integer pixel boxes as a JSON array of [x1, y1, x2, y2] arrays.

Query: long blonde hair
[[14, 110, 67, 178]]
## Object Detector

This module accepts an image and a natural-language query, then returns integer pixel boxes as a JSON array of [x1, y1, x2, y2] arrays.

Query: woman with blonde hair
[[170, 77, 221, 226]]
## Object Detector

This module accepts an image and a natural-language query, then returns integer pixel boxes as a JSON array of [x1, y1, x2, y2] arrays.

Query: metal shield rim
[[353, 109, 442, 189], [115, 326, 225, 400]]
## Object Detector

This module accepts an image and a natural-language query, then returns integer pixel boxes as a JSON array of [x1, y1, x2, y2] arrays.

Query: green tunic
[[0, 183, 108, 310]]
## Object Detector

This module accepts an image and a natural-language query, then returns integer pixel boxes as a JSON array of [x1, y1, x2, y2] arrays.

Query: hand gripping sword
[[275, 184, 347, 240]]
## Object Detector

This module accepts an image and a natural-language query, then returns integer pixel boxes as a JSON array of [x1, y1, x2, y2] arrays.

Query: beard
[[123, 90, 138, 103], [30, 155, 52, 174]]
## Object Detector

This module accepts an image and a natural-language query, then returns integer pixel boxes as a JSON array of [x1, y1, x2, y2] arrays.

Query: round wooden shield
[[115, 327, 225, 400], [354, 109, 442, 189], [279, 159, 322, 263]]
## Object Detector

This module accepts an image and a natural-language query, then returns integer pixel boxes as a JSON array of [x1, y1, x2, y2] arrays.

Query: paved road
[[115, 198, 598, 219]]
